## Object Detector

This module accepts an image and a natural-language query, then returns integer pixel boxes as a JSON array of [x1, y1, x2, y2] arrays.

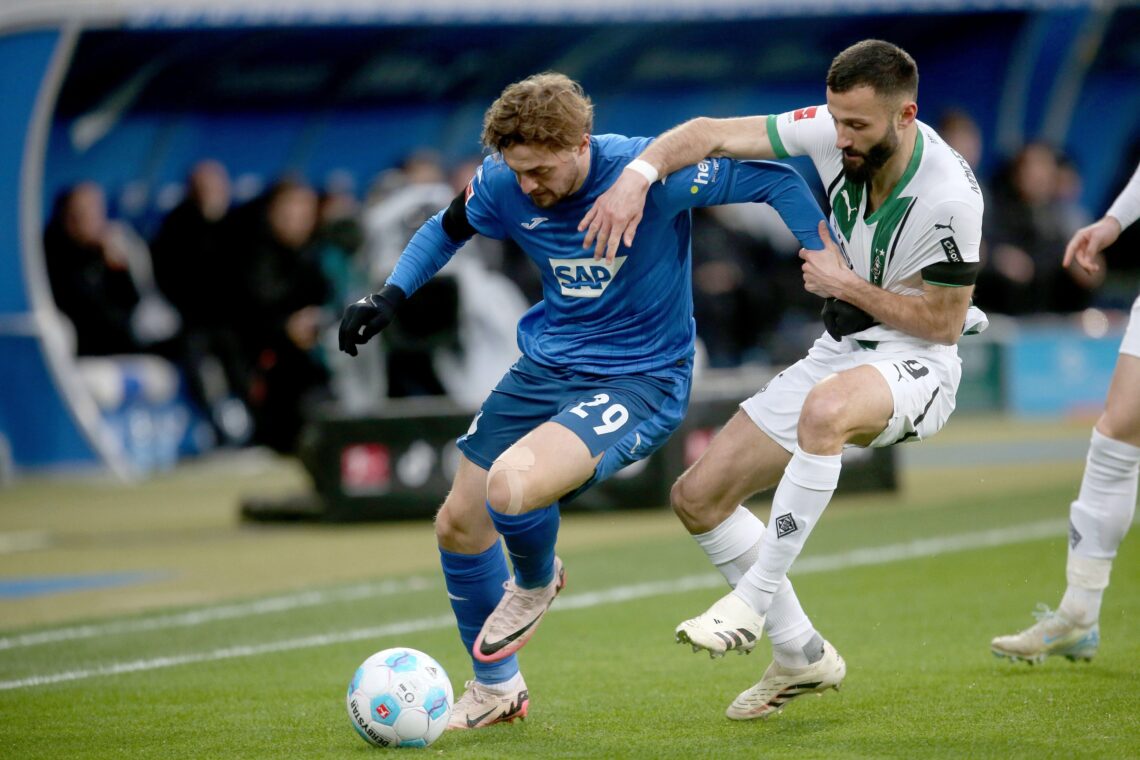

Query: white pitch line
[[0, 615, 457, 691], [0, 531, 52, 555], [0, 576, 436, 651], [0, 518, 1066, 691]]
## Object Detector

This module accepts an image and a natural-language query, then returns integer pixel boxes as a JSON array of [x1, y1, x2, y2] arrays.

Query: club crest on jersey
[[549, 256, 627, 298]]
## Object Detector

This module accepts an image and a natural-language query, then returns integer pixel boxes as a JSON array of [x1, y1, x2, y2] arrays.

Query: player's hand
[[338, 285, 406, 357], [578, 168, 650, 263], [1063, 216, 1121, 275], [798, 220, 853, 298]]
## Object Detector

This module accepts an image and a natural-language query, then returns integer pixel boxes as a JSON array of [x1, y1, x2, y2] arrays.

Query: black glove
[[338, 284, 406, 356], [821, 297, 877, 341]]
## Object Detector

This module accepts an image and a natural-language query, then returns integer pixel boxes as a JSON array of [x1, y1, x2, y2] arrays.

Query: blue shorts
[[457, 354, 693, 504]]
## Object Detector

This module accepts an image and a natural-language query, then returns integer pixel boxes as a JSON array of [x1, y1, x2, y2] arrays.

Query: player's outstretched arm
[[1063, 217, 1120, 276], [580, 116, 774, 263], [1064, 161, 1140, 275], [339, 190, 476, 356]]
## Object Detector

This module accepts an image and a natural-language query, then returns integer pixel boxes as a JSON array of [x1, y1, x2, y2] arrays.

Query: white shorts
[[1121, 296, 1140, 358], [741, 333, 962, 452]]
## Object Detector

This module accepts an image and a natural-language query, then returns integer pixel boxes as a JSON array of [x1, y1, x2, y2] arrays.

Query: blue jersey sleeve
[[654, 158, 828, 250], [462, 159, 510, 240], [384, 211, 465, 296]]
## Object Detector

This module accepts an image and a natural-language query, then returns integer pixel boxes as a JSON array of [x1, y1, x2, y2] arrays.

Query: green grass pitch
[[0, 416, 1137, 758]]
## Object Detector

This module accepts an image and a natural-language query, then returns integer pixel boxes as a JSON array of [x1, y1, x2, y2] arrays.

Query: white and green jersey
[[766, 105, 986, 345]]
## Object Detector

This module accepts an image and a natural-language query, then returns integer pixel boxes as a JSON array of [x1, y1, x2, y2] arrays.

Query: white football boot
[[446, 677, 529, 730], [675, 591, 765, 658], [726, 640, 846, 720], [990, 604, 1099, 665], [474, 556, 566, 663]]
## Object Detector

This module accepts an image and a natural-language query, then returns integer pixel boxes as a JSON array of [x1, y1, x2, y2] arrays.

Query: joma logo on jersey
[[549, 256, 627, 298]]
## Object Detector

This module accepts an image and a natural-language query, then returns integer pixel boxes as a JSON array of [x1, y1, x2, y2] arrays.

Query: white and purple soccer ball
[[346, 647, 454, 748]]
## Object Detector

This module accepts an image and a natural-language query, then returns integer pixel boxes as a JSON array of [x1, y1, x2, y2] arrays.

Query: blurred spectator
[[234, 179, 333, 452], [690, 206, 785, 367], [938, 109, 984, 175], [977, 142, 1101, 315], [314, 173, 368, 311], [354, 152, 529, 407], [151, 160, 252, 445], [311, 173, 380, 413], [361, 152, 461, 399], [44, 181, 180, 357], [1055, 152, 1093, 240]]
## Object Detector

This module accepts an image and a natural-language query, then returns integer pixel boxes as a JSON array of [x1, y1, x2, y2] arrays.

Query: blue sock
[[439, 543, 518, 685], [486, 502, 560, 589]]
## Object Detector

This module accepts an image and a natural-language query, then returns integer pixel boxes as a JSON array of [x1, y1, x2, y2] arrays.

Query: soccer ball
[[346, 647, 454, 748]]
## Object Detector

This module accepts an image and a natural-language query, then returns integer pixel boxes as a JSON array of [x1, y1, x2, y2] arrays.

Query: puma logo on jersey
[[839, 188, 857, 221], [549, 256, 627, 298], [521, 217, 549, 230], [934, 217, 955, 233]]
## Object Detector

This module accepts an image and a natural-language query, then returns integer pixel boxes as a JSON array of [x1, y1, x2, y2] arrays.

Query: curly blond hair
[[481, 72, 594, 152]]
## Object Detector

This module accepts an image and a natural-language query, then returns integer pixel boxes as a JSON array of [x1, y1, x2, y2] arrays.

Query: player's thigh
[[799, 364, 896, 448], [491, 366, 688, 511], [673, 409, 792, 515], [435, 454, 497, 553], [487, 421, 602, 514], [864, 351, 960, 447], [1098, 352, 1140, 446], [740, 336, 855, 451]]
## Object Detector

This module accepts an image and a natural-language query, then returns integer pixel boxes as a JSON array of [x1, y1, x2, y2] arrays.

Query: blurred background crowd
[[3, 2, 1139, 477], [42, 123, 1140, 454]]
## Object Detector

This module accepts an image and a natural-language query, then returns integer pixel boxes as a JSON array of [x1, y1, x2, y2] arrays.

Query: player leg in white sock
[[1059, 428, 1140, 626], [691, 505, 763, 587], [734, 446, 842, 614], [691, 505, 818, 665]]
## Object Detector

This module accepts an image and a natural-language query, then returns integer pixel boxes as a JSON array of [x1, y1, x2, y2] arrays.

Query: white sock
[[692, 506, 817, 647], [772, 631, 825, 669], [766, 579, 818, 668], [1060, 430, 1140, 626], [736, 447, 842, 614], [481, 671, 524, 694], [691, 505, 764, 587]]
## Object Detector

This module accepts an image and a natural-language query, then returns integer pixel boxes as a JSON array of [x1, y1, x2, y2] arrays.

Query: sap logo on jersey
[[550, 256, 627, 297]]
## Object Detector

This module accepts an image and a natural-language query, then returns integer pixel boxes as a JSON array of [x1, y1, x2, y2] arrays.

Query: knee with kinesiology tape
[[486, 446, 537, 515]]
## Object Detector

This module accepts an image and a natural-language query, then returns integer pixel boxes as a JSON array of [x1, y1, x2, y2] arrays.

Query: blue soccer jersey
[[387, 134, 826, 375]]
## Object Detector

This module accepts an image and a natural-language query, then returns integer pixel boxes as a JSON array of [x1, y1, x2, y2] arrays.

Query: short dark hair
[[826, 40, 918, 102]]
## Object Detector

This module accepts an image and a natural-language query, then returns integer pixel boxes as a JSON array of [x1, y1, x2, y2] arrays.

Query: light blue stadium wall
[[0, 29, 103, 470]]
